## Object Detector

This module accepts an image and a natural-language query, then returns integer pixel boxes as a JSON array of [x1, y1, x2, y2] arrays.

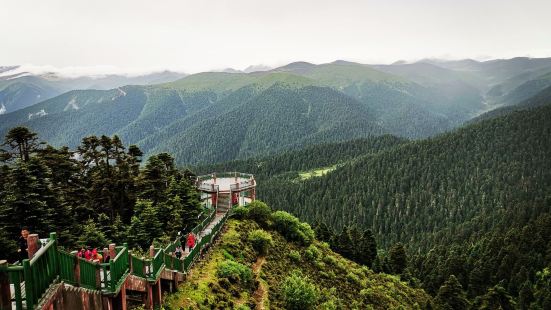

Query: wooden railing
[[196, 172, 255, 193], [3, 202, 238, 309], [108, 245, 129, 293], [23, 232, 59, 309]]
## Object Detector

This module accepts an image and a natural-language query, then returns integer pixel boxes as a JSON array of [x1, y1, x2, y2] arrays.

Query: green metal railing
[[5, 266, 24, 310], [131, 255, 148, 278], [80, 258, 100, 290], [191, 208, 216, 236], [58, 250, 77, 285], [150, 249, 164, 281], [23, 232, 59, 309], [3, 198, 241, 309], [108, 245, 129, 293]]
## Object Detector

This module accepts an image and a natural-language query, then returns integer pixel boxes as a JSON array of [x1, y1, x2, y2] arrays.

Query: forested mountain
[[424, 57, 551, 106], [198, 102, 551, 307], [0, 61, 480, 165], [472, 84, 551, 122], [0, 76, 61, 114], [373, 62, 485, 120], [2, 58, 551, 167], [500, 71, 551, 106], [0, 67, 186, 114]]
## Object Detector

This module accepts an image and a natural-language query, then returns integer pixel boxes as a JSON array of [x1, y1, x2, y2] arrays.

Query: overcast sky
[[1, 0, 551, 75]]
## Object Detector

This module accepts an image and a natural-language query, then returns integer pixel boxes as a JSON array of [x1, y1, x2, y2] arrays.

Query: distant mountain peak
[[330, 60, 359, 66], [217, 68, 242, 73], [391, 60, 408, 65], [276, 61, 315, 70], [243, 64, 272, 73]]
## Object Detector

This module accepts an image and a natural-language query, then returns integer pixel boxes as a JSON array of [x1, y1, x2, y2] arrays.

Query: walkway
[[1, 206, 234, 310]]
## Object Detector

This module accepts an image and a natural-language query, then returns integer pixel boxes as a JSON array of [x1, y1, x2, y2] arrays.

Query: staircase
[[217, 193, 231, 213]]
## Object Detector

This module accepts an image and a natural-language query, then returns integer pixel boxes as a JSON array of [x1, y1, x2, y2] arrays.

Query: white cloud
[[1, 0, 550, 73], [0, 64, 185, 79]]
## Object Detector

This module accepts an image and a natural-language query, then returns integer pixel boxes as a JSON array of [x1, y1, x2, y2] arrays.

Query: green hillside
[[0, 61, 476, 165], [472, 84, 551, 122], [4, 59, 551, 166], [147, 84, 384, 165], [501, 71, 551, 105], [200, 103, 551, 305], [164, 215, 431, 309], [0, 76, 62, 113]]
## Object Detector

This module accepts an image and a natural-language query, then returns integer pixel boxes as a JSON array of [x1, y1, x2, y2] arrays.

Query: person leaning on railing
[[17, 226, 30, 262]]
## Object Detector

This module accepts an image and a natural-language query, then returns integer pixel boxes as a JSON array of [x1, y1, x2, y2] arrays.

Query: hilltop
[[164, 204, 431, 309]]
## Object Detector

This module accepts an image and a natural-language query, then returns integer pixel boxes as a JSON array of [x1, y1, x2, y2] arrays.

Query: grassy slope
[[164, 219, 430, 309]]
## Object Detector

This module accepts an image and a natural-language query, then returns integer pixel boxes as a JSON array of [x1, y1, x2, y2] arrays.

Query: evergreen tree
[[0, 162, 49, 236], [2, 126, 42, 162], [357, 229, 377, 268], [471, 284, 516, 310], [313, 221, 333, 243], [78, 219, 109, 249], [532, 268, 551, 309], [434, 275, 470, 310], [110, 215, 127, 244], [127, 200, 163, 249], [388, 243, 408, 275], [518, 280, 534, 310]]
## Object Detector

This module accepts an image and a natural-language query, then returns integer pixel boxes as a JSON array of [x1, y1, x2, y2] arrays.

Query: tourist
[[186, 233, 196, 252], [77, 247, 86, 258], [175, 245, 182, 259], [92, 248, 103, 263], [85, 248, 93, 260], [17, 227, 29, 262]]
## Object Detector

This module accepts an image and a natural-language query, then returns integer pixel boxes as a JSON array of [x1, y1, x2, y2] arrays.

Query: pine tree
[[110, 215, 127, 244], [518, 280, 534, 310], [434, 275, 470, 310], [357, 229, 377, 268], [388, 243, 408, 275], [0, 162, 49, 236], [2, 126, 42, 162], [472, 283, 516, 310], [127, 200, 162, 249], [313, 221, 333, 243], [78, 219, 109, 249]]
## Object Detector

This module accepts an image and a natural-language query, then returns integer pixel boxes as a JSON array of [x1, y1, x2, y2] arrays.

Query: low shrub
[[222, 249, 235, 260], [271, 211, 315, 245], [323, 255, 338, 266], [347, 272, 362, 286], [232, 206, 249, 219], [216, 260, 253, 286], [248, 229, 273, 255], [247, 200, 271, 226], [281, 270, 319, 310], [288, 250, 301, 262], [305, 244, 321, 261]]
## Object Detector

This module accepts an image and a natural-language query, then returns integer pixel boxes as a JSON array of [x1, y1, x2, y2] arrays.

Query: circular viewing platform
[[196, 172, 256, 193], [195, 172, 256, 210]]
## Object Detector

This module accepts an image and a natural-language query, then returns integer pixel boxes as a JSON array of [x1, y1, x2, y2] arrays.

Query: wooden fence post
[[27, 234, 39, 259], [0, 260, 12, 310]]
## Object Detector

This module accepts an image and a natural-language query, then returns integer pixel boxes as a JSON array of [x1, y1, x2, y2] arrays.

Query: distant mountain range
[[1, 57, 551, 166], [0, 67, 186, 114]]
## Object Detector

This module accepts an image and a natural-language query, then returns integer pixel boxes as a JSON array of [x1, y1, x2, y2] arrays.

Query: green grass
[[298, 165, 337, 180]]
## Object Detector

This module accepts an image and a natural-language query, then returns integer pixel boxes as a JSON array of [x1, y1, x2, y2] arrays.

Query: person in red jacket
[[186, 233, 196, 252], [85, 248, 93, 260]]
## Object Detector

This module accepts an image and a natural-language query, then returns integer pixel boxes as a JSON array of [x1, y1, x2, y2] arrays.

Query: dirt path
[[252, 256, 267, 310]]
